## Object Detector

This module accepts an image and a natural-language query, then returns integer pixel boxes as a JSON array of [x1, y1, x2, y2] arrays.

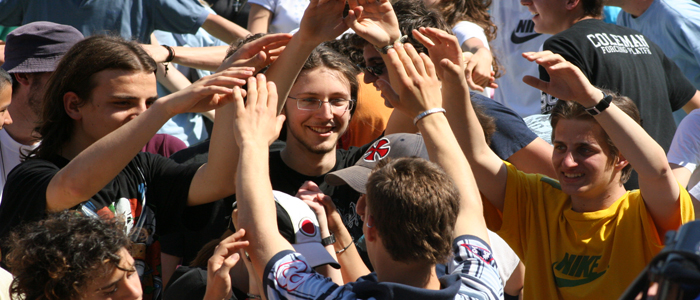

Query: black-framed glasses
[[361, 62, 385, 77], [287, 96, 355, 112]]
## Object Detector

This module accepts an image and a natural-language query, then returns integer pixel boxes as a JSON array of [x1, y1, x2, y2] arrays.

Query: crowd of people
[[0, 0, 699, 299]]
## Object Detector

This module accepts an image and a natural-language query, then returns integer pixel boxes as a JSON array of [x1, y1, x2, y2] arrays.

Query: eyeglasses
[[287, 96, 355, 112], [362, 62, 385, 77]]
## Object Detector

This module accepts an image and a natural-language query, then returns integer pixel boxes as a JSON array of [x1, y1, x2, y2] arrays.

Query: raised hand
[[231, 74, 286, 147], [203, 229, 250, 300], [412, 27, 464, 83], [522, 51, 600, 106], [159, 67, 254, 116], [297, 0, 349, 44], [385, 42, 443, 118], [465, 50, 498, 92], [344, 0, 402, 47], [217, 33, 293, 73]]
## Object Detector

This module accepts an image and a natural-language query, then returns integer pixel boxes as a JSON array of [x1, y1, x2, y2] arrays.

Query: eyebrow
[[111, 95, 159, 101]]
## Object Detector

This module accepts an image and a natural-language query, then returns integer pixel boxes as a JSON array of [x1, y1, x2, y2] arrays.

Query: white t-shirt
[[489, 1, 551, 117], [0, 129, 39, 203], [248, 0, 308, 33], [453, 20, 490, 50], [488, 229, 520, 285], [668, 108, 700, 200]]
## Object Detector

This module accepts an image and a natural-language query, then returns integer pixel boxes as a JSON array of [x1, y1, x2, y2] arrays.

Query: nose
[[560, 151, 578, 168], [4, 110, 12, 126], [363, 71, 378, 84], [314, 101, 335, 118], [122, 273, 143, 300]]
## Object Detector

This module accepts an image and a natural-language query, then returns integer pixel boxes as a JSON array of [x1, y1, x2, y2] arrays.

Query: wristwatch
[[585, 91, 612, 116], [321, 234, 336, 247]]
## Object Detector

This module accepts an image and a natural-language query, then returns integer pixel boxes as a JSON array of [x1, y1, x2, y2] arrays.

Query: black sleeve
[[657, 44, 697, 111], [0, 159, 59, 253], [471, 93, 538, 160], [141, 153, 212, 235]]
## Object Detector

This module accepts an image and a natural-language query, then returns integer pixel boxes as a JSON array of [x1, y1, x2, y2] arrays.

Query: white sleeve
[[487, 230, 520, 285], [248, 0, 275, 12], [452, 21, 490, 50], [668, 109, 700, 173]]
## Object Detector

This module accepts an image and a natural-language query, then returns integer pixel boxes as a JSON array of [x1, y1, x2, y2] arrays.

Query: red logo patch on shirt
[[276, 259, 313, 291], [363, 138, 391, 162]]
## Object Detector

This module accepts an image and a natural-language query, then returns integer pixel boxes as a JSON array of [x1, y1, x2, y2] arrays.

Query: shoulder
[[449, 235, 504, 300], [264, 250, 344, 300]]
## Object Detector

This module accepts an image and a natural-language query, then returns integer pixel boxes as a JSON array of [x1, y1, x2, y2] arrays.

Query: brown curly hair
[[5, 211, 131, 300]]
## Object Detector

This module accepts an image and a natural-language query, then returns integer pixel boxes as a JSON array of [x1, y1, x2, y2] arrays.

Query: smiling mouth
[[308, 126, 334, 134], [563, 173, 583, 178]]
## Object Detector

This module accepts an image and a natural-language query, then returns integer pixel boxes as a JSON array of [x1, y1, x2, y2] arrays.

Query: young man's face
[[552, 119, 622, 199], [76, 69, 157, 144], [362, 44, 397, 108], [82, 247, 142, 300], [520, 0, 571, 35], [0, 85, 13, 130], [284, 67, 352, 154]]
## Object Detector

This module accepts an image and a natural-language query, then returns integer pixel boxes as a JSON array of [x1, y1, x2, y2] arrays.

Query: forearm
[[416, 113, 488, 240], [682, 90, 700, 113], [201, 14, 251, 45], [264, 36, 320, 113], [47, 102, 173, 211], [247, 4, 271, 34], [188, 103, 238, 205], [236, 141, 293, 279], [442, 83, 506, 210], [155, 62, 192, 93]]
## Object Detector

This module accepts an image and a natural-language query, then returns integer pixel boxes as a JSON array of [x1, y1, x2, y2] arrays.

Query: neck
[[570, 183, 627, 212], [58, 130, 92, 161], [280, 141, 337, 176], [618, 0, 655, 17], [374, 253, 440, 290], [4, 100, 40, 146]]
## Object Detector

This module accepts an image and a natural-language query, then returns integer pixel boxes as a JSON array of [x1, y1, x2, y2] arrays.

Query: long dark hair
[[28, 35, 157, 160]]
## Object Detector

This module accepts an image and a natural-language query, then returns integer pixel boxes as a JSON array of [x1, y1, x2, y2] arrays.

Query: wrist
[[413, 108, 446, 126], [583, 89, 611, 116], [374, 35, 408, 55]]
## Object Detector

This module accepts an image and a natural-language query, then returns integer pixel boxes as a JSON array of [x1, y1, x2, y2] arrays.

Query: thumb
[[522, 75, 548, 92]]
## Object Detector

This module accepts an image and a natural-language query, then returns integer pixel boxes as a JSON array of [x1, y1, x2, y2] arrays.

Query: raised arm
[[263, 0, 348, 113], [201, 13, 252, 44], [522, 50, 684, 234], [232, 74, 290, 280], [384, 41, 488, 241], [412, 27, 508, 211], [46, 68, 251, 212]]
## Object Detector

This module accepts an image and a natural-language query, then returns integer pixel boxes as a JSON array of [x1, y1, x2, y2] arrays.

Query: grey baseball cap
[[2, 21, 84, 73], [325, 133, 429, 194]]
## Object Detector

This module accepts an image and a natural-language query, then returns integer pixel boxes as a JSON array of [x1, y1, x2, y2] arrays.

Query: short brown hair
[[365, 157, 459, 264], [581, 0, 604, 18], [550, 90, 641, 184]]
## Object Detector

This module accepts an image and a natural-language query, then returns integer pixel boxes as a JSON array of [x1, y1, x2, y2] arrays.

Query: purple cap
[[2, 21, 84, 73]]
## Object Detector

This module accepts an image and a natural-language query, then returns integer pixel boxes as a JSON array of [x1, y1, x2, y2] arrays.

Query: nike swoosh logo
[[553, 270, 607, 287], [511, 31, 542, 44]]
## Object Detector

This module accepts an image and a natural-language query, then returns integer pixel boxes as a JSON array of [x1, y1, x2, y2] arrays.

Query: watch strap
[[321, 234, 336, 246], [585, 91, 612, 116]]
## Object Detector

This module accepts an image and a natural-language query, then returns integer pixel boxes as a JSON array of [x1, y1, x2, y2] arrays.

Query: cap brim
[[2, 55, 62, 73], [324, 165, 371, 194], [293, 243, 340, 269]]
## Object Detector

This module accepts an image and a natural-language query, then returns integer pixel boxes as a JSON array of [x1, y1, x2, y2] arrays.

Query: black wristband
[[585, 91, 612, 116], [321, 234, 336, 247], [162, 45, 175, 63]]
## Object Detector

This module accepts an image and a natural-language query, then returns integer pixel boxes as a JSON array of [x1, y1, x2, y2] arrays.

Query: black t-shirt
[[540, 19, 696, 153], [0, 152, 202, 250]]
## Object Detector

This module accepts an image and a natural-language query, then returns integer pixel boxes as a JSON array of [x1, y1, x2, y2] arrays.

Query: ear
[[356, 195, 367, 221], [13, 73, 31, 87], [614, 153, 629, 171], [63, 91, 83, 120], [565, 0, 580, 10]]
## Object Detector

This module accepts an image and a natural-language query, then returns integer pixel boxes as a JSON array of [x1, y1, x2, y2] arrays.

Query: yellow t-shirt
[[493, 162, 694, 300]]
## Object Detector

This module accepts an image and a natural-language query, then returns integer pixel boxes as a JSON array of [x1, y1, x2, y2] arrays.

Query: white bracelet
[[413, 108, 446, 125]]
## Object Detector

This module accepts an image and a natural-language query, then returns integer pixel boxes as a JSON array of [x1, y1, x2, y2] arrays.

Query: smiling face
[[520, 0, 571, 34], [551, 119, 623, 200], [72, 69, 158, 145], [284, 67, 352, 155], [82, 247, 142, 300]]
